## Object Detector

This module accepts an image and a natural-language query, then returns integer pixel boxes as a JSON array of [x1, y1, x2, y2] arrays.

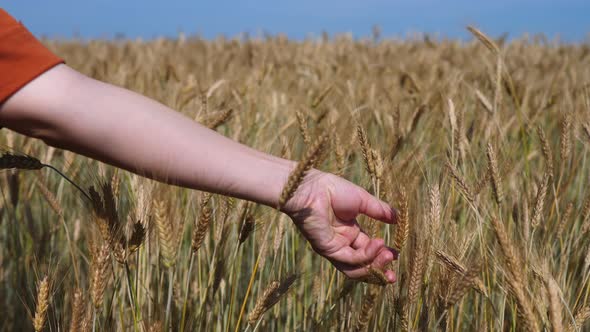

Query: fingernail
[[386, 270, 396, 283], [388, 247, 399, 259]]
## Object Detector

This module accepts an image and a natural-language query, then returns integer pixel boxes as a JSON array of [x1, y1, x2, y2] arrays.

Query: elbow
[[0, 64, 88, 148], [19, 122, 68, 149]]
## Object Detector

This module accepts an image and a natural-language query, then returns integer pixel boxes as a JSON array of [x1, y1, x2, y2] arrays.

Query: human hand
[[281, 170, 398, 283]]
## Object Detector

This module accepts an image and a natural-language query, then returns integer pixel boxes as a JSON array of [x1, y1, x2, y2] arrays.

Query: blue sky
[[3, 1, 589, 42]]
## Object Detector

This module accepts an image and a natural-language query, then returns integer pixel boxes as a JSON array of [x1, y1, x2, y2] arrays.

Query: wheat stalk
[[453, 106, 464, 164]]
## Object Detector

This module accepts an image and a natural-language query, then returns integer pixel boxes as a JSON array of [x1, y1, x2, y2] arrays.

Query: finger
[[384, 270, 397, 283], [334, 263, 369, 279], [372, 247, 398, 269], [333, 262, 397, 283], [351, 230, 371, 250], [358, 189, 398, 224], [326, 238, 384, 266], [385, 270, 397, 283], [351, 231, 398, 260]]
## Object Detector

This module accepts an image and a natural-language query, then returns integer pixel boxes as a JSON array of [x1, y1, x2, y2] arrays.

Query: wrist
[[233, 154, 327, 211], [231, 154, 297, 208]]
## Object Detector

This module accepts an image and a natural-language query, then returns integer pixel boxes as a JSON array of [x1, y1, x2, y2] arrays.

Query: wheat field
[[1, 29, 590, 331]]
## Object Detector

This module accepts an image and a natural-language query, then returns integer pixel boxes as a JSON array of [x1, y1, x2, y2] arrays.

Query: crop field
[[2, 29, 590, 331]]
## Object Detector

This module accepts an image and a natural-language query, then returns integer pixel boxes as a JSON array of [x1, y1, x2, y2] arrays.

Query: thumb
[[358, 189, 398, 224]]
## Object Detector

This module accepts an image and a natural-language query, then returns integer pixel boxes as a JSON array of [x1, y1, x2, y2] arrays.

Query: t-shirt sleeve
[[0, 9, 63, 104]]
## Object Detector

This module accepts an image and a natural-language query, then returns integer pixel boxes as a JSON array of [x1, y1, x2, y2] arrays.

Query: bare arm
[[0, 64, 398, 282], [0, 64, 292, 206]]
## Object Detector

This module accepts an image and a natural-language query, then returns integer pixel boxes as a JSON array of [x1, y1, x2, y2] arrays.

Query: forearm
[[0, 65, 293, 207]]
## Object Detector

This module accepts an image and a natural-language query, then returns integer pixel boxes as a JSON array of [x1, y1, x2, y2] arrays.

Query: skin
[[0, 64, 398, 282]]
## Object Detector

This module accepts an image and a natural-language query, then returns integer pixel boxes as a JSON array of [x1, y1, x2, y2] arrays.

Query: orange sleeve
[[0, 9, 63, 104]]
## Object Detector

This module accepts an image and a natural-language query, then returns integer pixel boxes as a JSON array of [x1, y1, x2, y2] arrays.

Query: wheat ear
[[278, 132, 328, 209], [0, 153, 44, 170], [354, 285, 380, 332], [192, 193, 212, 253], [435, 250, 487, 296], [557, 202, 574, 238], [393, 186, 409, 252], [490, 218, 539, 331], [333, 134, 346, 176], [537, 125, 555, 178], [357, 126, 375, 176], [567, 306, 590, 332], [311, 85, 333, 108], [581, 194, 590, 234], [363, 266, 389, 286], [466, 26, 500, 55], [560, 113, 572, 162], [155, 200, 178, 267], [545, 276, 564, 332], [408, 239, 426, 306], [69, 288, 85, 332], [486, 143, 504, 205], [445, 161, 475, 204], [33, 275, 50, 332], [0, 152, 91, 201], [583, 123, 590, 144], [238, 214, 256, 245], [296, 110, 311, 144], [90, 243, 111, 309], [445, 264, 480, 308], [207, 108, 233, 130], [531, 173, 549, 228], [247, 274, 298, 325]]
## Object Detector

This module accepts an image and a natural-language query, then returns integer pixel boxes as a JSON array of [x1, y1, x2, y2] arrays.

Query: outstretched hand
[[282, 170, 398, 283]]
